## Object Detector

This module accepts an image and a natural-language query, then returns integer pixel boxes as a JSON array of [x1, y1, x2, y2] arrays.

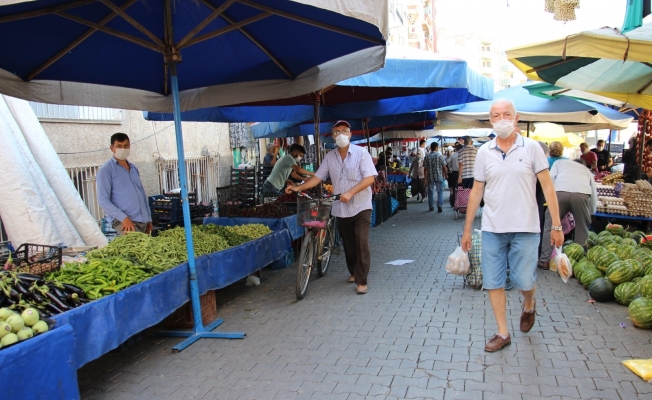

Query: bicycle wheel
[[317, 219, 336, 277], [296, 231, 314, 300]]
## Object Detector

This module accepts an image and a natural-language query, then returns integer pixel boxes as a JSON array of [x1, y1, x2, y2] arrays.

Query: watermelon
[[587, 238, 596, 249], [580, 268, 604, 288], [641, 235, 652, 249], [627, 259, 646, 278], [606, 223, 625, 236], [606, 261, 635, 284], [633, 276, 644, 283], [589, 278, 615, 302], [588, 231, 598, 240], [623, 238, 638, 247], [615, 282, 641, 305], [615, 245, 635, 261], [573, 259, 592, 280], [631, 231, 645, 243], [646, 265, 652, 276], [595, 251, 619, 273], [605, 243, 620, 253], [587, 246, 607, 264], [597, 230, 613, 238], [639, 276, 652, 298], [597, 236, 615, 247], [612, 235, 624, 244], [563, 243, 585, 261], [633, 251, 652, 269], [628, 297, 652, 328]]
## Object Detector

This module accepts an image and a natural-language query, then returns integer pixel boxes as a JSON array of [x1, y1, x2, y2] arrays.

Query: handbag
[[561, 212, 575, 235]]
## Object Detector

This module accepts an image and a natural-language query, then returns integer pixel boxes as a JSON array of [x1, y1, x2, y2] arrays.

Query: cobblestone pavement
[[79, 195, 652, 400]]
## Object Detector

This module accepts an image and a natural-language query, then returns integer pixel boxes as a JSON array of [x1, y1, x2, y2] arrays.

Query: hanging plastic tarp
[[4, 96, 107, 248]]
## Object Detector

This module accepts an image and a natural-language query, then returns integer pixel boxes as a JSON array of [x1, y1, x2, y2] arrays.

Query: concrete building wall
[[40, 109, 232, 199]]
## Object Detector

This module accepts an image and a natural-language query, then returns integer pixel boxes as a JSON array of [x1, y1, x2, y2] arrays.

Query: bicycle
[[295, 192, 340, 300]]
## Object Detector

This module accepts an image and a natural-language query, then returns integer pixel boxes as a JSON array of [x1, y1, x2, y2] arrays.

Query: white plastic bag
[[446, 246, 471, 276], [550, 245, 572, 283]]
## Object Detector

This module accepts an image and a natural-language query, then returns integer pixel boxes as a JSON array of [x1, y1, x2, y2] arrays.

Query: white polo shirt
[[473, 135, 548, 233]]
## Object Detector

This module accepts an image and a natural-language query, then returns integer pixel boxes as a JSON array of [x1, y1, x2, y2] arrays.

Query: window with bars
[[29, 102, 122, 123], [156, 156, 220, 204], [66, 165, 104, 224]]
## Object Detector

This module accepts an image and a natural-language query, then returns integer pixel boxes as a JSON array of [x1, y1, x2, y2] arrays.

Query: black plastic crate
[[397, 187, 407, 210], [13, 243, 62, 276], [152, 197, 183, 211], [164, 191, 197, 203]]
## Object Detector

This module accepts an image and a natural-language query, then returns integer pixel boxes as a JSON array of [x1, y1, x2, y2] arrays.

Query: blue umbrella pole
[[159, 64, 245, 351]]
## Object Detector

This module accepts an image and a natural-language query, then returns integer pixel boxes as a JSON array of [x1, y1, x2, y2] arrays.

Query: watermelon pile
[[564, 230, 652, 329]]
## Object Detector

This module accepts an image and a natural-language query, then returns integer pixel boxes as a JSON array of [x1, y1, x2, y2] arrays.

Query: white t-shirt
[[473, 135, 548, 233]]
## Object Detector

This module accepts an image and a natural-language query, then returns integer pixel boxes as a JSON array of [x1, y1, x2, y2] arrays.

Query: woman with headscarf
[[409, 148, 426, 202]]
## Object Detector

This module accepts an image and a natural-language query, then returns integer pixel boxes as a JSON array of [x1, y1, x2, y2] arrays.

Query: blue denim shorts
[[481, 231, 539, 291]]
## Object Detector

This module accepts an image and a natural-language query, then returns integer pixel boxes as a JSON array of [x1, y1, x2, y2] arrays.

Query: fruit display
[[564, 229, 652, 328], [0, 306, 54, 351]]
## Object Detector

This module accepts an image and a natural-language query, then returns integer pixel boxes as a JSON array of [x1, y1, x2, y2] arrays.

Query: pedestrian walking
[[538, 159, 597, 269], [97, 133, 153, 236], [409, 147, 426, 202], [447, 142, 462, 206], [457, 136, 478, 189], [287, 120, 377, 295], [423, 142, 447, 212], [461, 99, 564, 352]]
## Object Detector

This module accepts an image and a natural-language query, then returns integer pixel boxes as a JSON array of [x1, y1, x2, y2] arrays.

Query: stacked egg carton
[[595, 184, 616, 198], [620, 181, 652, 218], [598, 195, 627, 215]]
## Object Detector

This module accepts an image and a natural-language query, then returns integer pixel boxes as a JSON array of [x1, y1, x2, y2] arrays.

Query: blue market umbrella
[[0, 0, 387, 351], [437, 84, 633, 133], [145, 46, 493, 123]]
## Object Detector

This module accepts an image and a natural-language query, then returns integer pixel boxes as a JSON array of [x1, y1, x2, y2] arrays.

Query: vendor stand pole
[[365, 118, 371, 152], [526, 122, 530, 137], [158, 14, 244, 351], [312, 92, 322, 196], [382, 128, 386, 170]]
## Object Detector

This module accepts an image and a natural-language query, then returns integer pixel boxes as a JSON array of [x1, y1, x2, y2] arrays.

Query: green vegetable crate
[[164, 290, 217, 329]]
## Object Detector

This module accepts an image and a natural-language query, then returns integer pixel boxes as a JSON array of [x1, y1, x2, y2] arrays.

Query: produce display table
[[387, 174, 411, 183], [52, 229, 291, 369], [0, 324, 80, 400]]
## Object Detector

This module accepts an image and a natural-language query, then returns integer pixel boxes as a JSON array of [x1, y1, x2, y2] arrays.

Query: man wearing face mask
[[286, 120, 377, 295], [97, 133, 153, 235], [591, 139, 613, 172], [460, 99, 564, 352], [262, 144, 313, 197]]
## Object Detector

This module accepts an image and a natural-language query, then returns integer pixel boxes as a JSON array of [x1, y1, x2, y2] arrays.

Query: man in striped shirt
[[457, 136, 478, 189], [287, 121, 377, 295], [423, 142, 448, 212]]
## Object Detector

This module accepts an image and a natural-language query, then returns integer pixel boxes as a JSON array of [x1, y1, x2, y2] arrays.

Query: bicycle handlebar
[[297, 192, 340, 201]]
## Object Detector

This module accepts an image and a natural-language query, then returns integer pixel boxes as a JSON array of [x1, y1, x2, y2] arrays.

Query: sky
[[435, 0, 650, 49]]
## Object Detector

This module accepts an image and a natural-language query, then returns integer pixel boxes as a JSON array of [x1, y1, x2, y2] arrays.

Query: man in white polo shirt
[[461, 99, 564, 352]]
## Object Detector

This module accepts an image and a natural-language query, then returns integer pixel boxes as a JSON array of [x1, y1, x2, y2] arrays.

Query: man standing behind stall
[[287, 120, 377, 295], [97, 133, 152, 236], [262, 144, 314, 197], [461, 99, 563, 352], [263, 143, 279, 166], [592, 139, 613, 172]]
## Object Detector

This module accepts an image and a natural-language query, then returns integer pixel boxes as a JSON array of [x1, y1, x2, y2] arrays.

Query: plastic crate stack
[[258, 164, 274, 204], [396, 184, 408, 210], [230, 167, 256, 208], [216, 185, 241, 217], [150, 192, 198, 225]]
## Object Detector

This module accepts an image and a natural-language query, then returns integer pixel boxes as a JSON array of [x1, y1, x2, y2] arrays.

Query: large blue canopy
[[0, 0, 387, 112], [251, 110, 438, 139], [144, 46, 493, 122]]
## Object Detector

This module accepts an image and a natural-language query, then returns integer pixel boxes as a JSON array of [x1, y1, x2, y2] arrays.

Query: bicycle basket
[[297, 199, 331, 229]]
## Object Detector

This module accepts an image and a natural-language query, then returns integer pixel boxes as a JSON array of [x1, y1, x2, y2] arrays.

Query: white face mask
[[492, 119, 515, 139], [294, 155, 303, 162], [335, 134, 350, 148], [114, 148, 130, 160]]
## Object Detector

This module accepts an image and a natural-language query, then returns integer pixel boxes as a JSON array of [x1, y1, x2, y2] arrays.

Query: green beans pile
[[47, 224, 272, 300]]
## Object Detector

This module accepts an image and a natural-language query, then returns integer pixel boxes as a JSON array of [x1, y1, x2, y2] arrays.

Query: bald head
[[489, 98, 518, 124]]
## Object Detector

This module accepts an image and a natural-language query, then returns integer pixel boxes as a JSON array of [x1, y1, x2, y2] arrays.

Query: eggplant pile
[[0, 270, 89, 317]]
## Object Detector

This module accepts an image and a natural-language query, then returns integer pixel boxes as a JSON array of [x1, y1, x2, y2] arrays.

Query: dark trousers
[[448, 171, 459, 206], [337, 209, 372, 285], [412, 178, 426, 198]]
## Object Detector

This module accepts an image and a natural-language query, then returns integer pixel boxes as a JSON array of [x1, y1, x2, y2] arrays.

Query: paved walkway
[[79, 195, 652, 399]]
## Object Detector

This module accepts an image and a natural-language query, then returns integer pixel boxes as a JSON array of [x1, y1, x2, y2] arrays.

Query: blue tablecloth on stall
[[593, 212, 652, 221], [387, 175, 411, 183], [204, 215, 304, 240], [0, 324, 80, 400], [53, 229, 291, 369]]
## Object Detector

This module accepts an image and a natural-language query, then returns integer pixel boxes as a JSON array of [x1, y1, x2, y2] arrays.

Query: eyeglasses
[[332, 129, 350, 136]]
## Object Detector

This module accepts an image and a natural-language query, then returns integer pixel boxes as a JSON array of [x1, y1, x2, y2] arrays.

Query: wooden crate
[[164, 290, 217, 329]]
